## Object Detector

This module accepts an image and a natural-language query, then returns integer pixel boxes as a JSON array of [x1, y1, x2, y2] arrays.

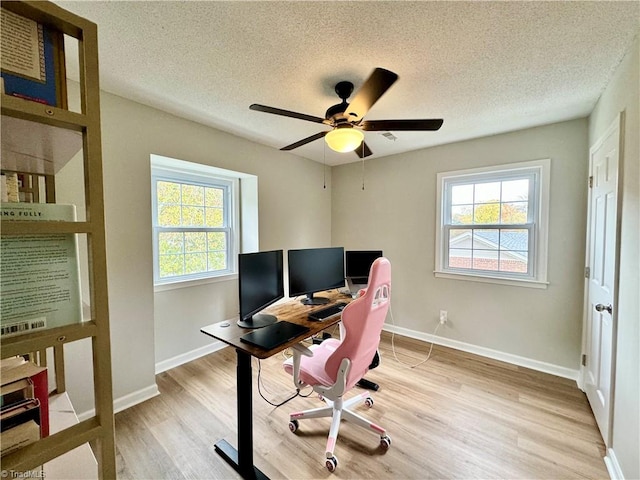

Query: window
[[435, 159, 550, 288], [151, 157, 240, 286]]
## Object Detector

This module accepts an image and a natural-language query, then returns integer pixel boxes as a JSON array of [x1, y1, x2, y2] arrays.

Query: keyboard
[[308, 302, 347, 322]]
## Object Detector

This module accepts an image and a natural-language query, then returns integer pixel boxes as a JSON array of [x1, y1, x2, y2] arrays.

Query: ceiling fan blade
[[250, 104, 327, 124], [344, 68, 399, 123], [354, 141, 373, 158], [281, 131, 328, 151], [360, 119, 444, 131]]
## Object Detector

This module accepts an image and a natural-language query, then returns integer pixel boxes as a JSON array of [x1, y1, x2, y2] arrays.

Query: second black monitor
[[345, 250, 383, 282], [288, 247, 345, 305]]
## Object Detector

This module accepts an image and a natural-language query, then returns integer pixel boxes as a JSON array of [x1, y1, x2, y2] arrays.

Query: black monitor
[[238, 250, 284, 328], [345, 250, 383, 280], [288, 247, 345, 305]]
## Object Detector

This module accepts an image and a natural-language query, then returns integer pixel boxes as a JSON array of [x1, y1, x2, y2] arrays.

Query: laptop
[[345, 250, 383, 296], [239, 320, 310, 350]]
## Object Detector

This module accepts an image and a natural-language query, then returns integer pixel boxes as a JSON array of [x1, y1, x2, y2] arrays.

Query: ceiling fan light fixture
[[325, 127, 364, 153]]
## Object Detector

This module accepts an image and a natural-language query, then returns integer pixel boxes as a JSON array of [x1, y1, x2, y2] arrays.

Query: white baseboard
[[155, 340, 227, 374], [604, 448, 624, 480], [76, 383, 160, 422], [383, 324, 579, 381]]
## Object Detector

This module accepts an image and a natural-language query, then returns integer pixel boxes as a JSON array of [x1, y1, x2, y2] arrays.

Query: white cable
[[388, 304, 441, 368]]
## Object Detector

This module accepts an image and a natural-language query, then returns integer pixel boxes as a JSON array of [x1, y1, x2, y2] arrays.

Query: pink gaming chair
[[283, 257, 392, 472]]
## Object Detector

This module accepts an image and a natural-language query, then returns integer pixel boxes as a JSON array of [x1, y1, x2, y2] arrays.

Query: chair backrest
[[325, 257, 391, 390]]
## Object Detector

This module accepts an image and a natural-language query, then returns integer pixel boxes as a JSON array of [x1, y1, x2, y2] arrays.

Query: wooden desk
[[201, 290, 352, 480]]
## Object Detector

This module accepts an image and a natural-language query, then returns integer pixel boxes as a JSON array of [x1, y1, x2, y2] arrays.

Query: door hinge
[[581, 354, 587, 366], [585, 267, 590, 278], [588, 176, 593, 188]]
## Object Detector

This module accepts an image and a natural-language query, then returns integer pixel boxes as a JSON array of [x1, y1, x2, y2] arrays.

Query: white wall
[[57, 85, 331, 414], [332, 119, 588, 370], [589, 36, 639, 480]]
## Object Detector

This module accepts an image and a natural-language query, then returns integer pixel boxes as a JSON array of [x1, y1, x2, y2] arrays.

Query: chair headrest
[[363, 257, 391, 295]]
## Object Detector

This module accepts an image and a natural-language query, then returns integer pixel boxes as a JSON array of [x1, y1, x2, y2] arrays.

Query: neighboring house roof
[[450, 229, 528, 259]]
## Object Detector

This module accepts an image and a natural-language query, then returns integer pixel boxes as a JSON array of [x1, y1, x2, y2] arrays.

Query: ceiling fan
[[250, 67, 443, 158]]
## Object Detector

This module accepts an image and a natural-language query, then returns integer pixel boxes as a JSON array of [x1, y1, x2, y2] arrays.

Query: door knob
[[595, 303, 613, 315]]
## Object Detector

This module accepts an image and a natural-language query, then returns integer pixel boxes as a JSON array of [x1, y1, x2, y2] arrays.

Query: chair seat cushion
[[283, 338, 341, 387]]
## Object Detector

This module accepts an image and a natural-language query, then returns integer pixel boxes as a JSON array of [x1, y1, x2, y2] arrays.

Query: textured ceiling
[[54, 1, 639, 166]]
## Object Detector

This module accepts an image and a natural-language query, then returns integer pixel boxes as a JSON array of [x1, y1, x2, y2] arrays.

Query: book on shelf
[[1, 377, 34, 409], [1, 398, 40, 431], [1, 203, 82, 337], [0, 7, 67, 108], [0, 396, 41, 457], [0, 358, 49, 438], [0, 359, 44, 457], [0, 355, 28, 373], [1, 417, 40, 457]]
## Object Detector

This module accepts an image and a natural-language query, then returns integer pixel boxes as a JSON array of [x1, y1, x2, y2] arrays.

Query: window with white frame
[[151, 158, 239, 285], [435, 159, 550, 287]]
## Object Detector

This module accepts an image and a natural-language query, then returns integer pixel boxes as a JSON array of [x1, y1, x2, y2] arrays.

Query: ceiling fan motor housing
[[335, 81, 354, 100], [325, 81, 355, 120], [325, 102, 349, 121]]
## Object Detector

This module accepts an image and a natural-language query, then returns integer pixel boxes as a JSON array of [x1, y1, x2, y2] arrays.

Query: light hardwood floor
[[114, 332, 608, 479]]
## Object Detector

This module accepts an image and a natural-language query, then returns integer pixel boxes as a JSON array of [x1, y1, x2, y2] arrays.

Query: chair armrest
[[291, 343, 314, 389], [315, 358, 350, 399], [291, 343, 313, 357]]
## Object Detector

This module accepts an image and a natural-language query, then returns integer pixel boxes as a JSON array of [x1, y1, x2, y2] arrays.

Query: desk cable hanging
[[255, 357, 314, 407]]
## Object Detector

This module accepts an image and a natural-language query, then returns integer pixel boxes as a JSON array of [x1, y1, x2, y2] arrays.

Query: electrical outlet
[[439, 310, 448, 325]]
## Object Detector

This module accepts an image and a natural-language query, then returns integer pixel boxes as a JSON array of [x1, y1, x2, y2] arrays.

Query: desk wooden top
[[200, 290, 353, 359]]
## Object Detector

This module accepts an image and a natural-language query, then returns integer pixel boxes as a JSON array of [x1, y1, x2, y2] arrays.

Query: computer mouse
[[220, 321, 230, 327]]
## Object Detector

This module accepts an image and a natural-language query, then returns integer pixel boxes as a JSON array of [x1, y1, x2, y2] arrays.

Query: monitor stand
[[300, 293, 330, 306], [237, 313, 277, 329]]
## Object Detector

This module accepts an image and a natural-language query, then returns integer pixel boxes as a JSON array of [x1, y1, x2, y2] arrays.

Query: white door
[[582, 114, 621, 446]]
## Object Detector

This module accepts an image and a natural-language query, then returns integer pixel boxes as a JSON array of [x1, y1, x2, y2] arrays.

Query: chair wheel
[[325, 455, 338, 472], [364, 396, 374, 408], [288, 420, 299, 433], [380, 434, 392, 450]]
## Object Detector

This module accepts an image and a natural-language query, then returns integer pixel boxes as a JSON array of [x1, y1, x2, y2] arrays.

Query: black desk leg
[[214, 349, 269, 480]]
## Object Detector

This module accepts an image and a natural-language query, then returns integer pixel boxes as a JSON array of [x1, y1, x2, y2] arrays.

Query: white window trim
[[151, 155, 241, 288], [434, 159, 550, 288]]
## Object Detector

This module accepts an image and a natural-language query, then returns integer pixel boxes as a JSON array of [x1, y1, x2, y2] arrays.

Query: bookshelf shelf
[[1, 94, 88, 130], [2, 417, 101, 472], [1, 114, 83, 175], [43, 392, 99, 478], [0, 1, 115, 478], [1, 322, 98, 358]]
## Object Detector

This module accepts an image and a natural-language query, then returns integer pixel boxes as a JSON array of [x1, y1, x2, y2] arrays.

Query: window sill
[[434, 271, 548, 289], [154, 273, 238, 292]]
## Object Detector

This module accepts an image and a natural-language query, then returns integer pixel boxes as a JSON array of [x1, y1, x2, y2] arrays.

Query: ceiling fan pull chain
[[361, 151, 365, 190], [323, 140, 327, 189]]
